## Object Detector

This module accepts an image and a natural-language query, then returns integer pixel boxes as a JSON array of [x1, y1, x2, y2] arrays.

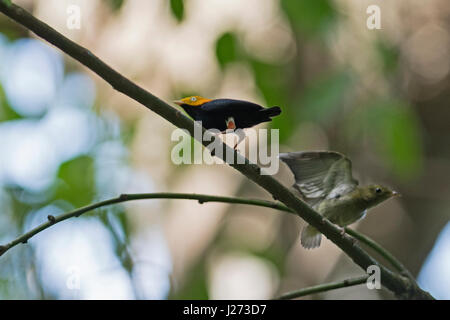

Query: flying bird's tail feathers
[[260, 106, 281, 118], [301, 225, 322, 249]]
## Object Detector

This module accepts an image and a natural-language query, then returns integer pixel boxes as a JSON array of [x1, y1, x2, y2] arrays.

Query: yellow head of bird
[[174, 96, 212, 107]]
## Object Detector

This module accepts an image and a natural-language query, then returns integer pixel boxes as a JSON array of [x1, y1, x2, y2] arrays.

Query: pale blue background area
[[0, 36, 172, 299]]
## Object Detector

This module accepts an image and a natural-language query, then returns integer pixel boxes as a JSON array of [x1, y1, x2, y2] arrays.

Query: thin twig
[[278, 276, 369, 300], [0, 193, 290, 257], [0, 2, 433, 299], [0, 191, 415, 287]]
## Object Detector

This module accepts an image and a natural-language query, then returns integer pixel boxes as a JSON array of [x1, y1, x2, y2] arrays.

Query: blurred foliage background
[[0, 0, 449, 299]]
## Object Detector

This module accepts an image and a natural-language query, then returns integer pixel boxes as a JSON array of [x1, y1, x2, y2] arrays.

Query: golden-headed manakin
[[174, 96, 281, 148], [279, 151, 399, 249]]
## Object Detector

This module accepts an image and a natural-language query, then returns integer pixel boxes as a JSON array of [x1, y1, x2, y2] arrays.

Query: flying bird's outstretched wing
[[279, 151, 358, 206]]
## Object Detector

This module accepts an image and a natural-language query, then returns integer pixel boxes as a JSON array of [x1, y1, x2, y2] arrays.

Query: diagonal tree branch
[[278, 276, 369, 300], [0, 2, 433, 299]]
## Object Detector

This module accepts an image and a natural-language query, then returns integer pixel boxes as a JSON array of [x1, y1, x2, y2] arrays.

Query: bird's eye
[[190, 97, 197, 102], [376, 188, 382, 194]]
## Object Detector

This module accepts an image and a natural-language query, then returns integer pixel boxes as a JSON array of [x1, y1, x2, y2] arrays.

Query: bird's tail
[[260, 106, 281, 118], [301, 224, 322, 249]]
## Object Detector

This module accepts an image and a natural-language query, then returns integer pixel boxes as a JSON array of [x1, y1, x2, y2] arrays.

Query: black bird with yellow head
[[174, 96, 281, 148]]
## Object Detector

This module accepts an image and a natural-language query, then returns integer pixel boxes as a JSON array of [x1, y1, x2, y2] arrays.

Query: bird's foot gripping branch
[[0, 1, 434, 299], [171, 121, 280, 175]]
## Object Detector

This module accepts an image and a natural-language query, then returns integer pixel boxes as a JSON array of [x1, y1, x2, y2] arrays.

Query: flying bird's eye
[[190, 97, 197, 102], [376, 187, 382, 194]]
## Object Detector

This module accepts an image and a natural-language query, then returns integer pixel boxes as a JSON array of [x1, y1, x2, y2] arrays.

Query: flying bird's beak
[[391, 190, 401, 197], [173, 100, 183, 106]]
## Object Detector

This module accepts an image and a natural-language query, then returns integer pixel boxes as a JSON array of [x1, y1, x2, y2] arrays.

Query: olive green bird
[[279, 151, 399, 249]]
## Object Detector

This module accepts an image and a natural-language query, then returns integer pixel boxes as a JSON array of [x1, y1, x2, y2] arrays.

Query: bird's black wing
[[201, 99, 263, 112], [279, 151, 358, 205], [200, 99, 281, 129]]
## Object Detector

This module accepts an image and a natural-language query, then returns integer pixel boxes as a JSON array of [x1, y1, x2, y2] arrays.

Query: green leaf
[[298, 71, 352, 123], [215, 32, 238, 69], [281, 0, 336, 36], [170, 262, 209, 299], [1, 0, 12, 7], [170, 0, 184, 23], [55, 156, 96, 207], [249, 59, 292, 142], [105, 0, 125, 12], [121, 119, 138, 146], [366, 100, 423, 179], [376, 39, 399, 75], [0, 85, 22, 122], [100, 210, 133, 272]]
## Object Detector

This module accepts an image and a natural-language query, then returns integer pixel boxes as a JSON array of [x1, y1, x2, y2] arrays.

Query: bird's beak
[[173, 100, 183, 106], [391, 191, 401, 197]]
